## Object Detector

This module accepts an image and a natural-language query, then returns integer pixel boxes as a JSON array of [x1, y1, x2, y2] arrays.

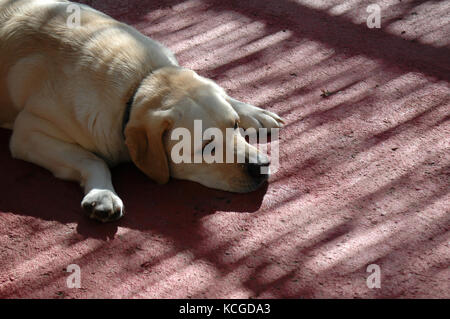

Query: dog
[[0, 0, 284, 222]]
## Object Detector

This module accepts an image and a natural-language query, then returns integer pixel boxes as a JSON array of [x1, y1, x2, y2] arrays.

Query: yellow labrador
[[0, 0, 284, 222]]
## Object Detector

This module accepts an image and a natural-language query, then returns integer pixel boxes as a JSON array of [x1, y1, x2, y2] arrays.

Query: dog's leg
[[226, 97, 285, 130], [10, 111, 123, 222]]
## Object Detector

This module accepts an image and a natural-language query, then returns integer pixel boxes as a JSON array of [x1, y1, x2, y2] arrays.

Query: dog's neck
[[122, 88, 136, 136], [122, 71, 153, 137]]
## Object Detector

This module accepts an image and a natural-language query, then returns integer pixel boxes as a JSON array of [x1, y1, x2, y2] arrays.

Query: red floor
[[0, 0, 449, 298]]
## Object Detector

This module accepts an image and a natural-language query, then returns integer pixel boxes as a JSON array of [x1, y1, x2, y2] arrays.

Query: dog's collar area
[[122, 90, 135, 137], [122, 70, 153, 137]]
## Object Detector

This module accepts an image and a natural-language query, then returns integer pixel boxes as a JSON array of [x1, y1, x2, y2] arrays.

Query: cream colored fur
[[0, 0, 283, 222]]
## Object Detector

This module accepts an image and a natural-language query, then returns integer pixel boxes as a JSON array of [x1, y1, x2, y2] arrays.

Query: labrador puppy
[[0, 0, 284, 222]]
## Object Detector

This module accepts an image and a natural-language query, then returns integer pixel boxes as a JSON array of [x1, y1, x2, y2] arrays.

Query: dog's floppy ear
[[125, 110, 173, 184]]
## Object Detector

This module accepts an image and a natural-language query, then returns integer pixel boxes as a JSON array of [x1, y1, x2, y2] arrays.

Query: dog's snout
[[247, 155, 270, 180]]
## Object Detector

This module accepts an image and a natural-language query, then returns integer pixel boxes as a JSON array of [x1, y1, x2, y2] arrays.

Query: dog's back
[[0, 0, 72, 126], [0, 0, 177, 130]]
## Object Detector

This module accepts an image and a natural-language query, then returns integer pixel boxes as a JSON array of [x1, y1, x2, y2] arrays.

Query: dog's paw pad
[[81, 189, 124, 223]]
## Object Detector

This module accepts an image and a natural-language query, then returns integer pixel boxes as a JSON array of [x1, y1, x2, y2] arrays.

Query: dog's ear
[[125, 110, 173, 184]]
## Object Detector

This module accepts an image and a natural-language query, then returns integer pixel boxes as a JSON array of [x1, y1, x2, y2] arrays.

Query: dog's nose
[[247, 155, 270, 180]]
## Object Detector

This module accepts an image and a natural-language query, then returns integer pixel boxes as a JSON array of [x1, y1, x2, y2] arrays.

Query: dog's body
[[0, 0, 283, 222], [1, 0, 176, 163]]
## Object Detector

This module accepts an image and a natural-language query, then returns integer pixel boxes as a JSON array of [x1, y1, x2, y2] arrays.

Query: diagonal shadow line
[[203, 0, 450, 81]]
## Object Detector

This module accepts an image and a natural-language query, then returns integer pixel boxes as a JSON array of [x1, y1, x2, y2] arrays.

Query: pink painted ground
[[0, 0, 449, 298]]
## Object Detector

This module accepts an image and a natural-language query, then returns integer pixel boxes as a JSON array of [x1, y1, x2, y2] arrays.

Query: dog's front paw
[[81, 189, 124, 223], [231, 100, 285, 130]]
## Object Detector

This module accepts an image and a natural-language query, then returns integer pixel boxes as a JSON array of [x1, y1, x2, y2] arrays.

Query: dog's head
[[124, 66, 271, 193]]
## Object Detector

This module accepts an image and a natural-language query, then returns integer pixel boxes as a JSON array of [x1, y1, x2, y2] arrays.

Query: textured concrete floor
[[0, 0, 449, 298]]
